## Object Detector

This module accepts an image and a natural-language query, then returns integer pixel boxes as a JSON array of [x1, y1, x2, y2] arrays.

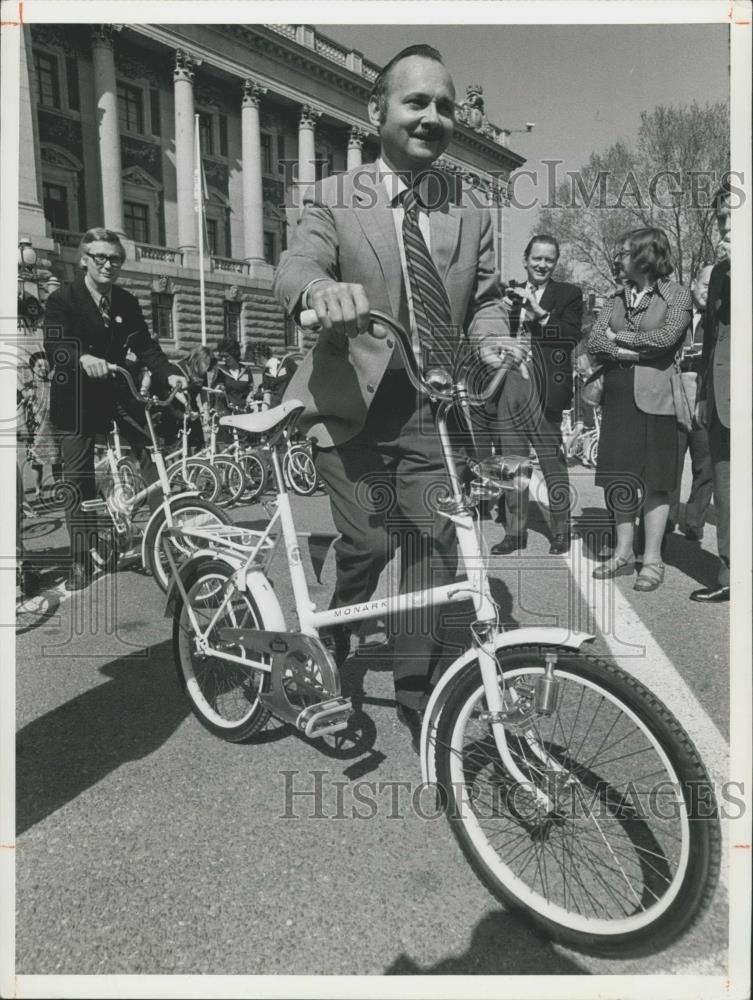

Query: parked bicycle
[[82, 365, 232, 589], [163, 312, 720, 957]]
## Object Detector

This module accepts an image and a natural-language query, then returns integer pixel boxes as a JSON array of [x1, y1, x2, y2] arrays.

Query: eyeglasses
[[85, 252, 124, 268], [614, 249, 632, 259]]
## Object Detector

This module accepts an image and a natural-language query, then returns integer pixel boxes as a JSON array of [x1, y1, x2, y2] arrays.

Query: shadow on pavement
[[384, 911, 585, 975], [662, 533, 721, 588], [16, 640, 189, 835]]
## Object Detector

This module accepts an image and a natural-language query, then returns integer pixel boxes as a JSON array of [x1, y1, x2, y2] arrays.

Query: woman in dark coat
[[587, 227, 691, 592]]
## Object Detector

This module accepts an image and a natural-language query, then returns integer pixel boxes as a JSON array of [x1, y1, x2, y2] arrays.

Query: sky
[[320, 23, 730, 273]]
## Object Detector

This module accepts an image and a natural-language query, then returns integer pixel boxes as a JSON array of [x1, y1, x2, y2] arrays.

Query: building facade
[[18, 22, 526, 359]]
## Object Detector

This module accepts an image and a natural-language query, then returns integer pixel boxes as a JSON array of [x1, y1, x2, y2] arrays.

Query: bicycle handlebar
[[105, 364, 184, 408], [298, 308, 515, 407]]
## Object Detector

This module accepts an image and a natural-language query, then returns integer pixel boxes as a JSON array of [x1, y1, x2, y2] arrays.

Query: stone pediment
[[122, 165, 162, 191]]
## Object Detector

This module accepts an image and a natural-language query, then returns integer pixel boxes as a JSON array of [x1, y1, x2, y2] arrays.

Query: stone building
[[18, 22, 525, 360]]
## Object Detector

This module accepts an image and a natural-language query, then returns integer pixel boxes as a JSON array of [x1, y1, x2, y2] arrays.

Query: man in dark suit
[[690, 187, 731, 603], [491, 235, 582, 555], [44, 228, 185, 591], [668, 263, 714, 541], [274, 45, 514, 746]]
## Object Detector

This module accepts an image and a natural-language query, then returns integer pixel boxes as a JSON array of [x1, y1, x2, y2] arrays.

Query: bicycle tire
[[166, 458, 221, 504], [115, 456, 147, 514], [585, 436, 599, 468], [434, 646, 721, 957], [283, 445, 319, 497], [210, 455, 246, 508], [172, 558, 271, 742], [144, 496, 232, 593], [238, 450, 269, 501]]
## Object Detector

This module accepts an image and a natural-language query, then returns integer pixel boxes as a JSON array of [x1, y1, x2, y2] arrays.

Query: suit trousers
[[313, 370, 459, 711], [668, 425, 713, 532], [708, 408, 730, 587], [495, 370, 570, 537]]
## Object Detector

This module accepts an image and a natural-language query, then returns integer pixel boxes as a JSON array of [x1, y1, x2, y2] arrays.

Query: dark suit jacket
[[700, 259, 730, 428], [273, 162, 509, 447], [509, 279, 583, 414], [44, 274, 173, 434]]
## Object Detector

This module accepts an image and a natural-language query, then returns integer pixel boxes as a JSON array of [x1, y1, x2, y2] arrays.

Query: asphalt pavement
[[12, 454, 737, 986]]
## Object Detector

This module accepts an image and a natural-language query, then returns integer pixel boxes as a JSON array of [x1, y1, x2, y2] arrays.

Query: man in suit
[[274, 44, 514, 746], [491, 235, 583, 555], [690, 187, 731, 603], [667, 263, 714, 541], [44, 228, 186, 591]]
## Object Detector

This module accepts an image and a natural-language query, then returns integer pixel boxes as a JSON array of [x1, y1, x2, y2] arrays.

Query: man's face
[[81, 241, 124, 290], [369, 56, 455, 175], [715, 196, 731, 258], [691, 265, 713, 310], [32, 357, 49, 380], [524, 241, 558, 287]]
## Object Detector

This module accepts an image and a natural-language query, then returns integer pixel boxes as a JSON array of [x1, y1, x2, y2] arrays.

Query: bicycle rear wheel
[[283, 444, 319, 496], [211, 455, 246, 508], [238, 449, 268, 501], [434, 647, 720, 956], [166, 458, 220, 503], [144, 496, 232, 592]]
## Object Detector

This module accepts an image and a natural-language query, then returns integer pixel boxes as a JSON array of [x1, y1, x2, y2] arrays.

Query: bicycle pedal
[[80, 498, 107, 512], [297, 696, 352, 739]]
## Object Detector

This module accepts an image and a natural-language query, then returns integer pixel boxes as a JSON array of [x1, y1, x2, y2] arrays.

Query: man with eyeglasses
[[44, 227, 186, 591]]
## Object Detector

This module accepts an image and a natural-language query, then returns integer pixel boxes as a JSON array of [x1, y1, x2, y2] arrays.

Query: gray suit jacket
[[273, 163, 509, 446]]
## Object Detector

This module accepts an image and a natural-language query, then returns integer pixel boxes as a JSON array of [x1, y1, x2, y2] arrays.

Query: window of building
[[34, 50, 60, 109], [151, 292, 174, 340], [263, 231, 276, 266], [198, 112, 214, 156], [43, 182, 69, 229], [261, 132, 273, 175], [277, 133, 285, 174], [117, 82, 144, 134], [205, 218, 218, 256], [124, 201, 150, 243], [224, 301, 241, 341], [218, 114, 228, 158], [65, 57, 80, 111], [149, 89, 161, 136]]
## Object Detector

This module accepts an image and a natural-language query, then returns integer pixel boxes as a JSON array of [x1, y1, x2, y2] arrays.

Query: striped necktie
[[99, 294, 111, 326], [400, 186, 454, 370]]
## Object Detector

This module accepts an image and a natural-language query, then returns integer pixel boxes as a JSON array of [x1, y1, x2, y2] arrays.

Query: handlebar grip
[[299, 309, 320, 329]]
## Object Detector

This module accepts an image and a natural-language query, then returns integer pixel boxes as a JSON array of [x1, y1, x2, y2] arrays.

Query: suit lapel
[[351, 165, 403, 321], [538, 280, 558, 315], [429, 204, 461, 282]]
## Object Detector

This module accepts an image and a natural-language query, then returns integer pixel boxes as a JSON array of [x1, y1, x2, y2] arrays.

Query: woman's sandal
[[592, 556, 634, 580], [633, 562, 665, 592]]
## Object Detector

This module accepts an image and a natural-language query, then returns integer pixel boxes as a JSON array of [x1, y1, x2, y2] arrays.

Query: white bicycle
[[163, 311, 720, 957]]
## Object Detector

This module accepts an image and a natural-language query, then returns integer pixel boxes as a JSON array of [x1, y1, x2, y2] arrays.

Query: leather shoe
[[689, 585, 729, 603], [491, 533, 528, 555], [396, 704, 424, 755], [66, 560, 92, 592], [549, 532, 570, 555]]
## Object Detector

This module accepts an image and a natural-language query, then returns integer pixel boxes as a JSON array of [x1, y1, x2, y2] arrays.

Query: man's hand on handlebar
[[80, 354, 110, 379], [167, 374, 188, 391], [307, 280, 370, 337]]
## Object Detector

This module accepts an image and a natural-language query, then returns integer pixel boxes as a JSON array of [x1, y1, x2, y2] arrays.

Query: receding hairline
[[371, 47, 455, 107]]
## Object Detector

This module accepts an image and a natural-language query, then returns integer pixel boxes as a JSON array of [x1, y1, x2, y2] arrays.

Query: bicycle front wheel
[[238, 449, 268, 501], [210, 455, 246, 508], [144, 496, 232, 592], [434, 647, 720, 956], [173, 559, 271, 742], [283, 444, 319, 496], [166, 458, 221, 504]]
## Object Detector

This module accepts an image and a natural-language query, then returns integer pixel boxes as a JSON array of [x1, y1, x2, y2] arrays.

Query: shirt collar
[[377, 157, 408, 206], [84, 273, 112, 306]]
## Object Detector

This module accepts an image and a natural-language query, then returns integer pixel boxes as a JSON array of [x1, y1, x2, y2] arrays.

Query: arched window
[[121, 166, 162, 246], [40, 145, 83, 234]]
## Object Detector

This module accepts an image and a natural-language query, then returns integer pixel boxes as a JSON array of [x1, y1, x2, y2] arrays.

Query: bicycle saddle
[[219, 399, 305, 435]]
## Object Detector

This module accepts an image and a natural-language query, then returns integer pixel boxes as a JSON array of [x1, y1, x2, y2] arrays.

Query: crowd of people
[[17, 42, 733, 749]]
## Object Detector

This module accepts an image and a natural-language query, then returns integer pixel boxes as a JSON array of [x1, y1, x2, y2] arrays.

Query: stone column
[[91, 25, 124, 236], [241, 80, 267, 264], [18, 28, 55, 247], [346, 126, 367, 171], [173, 49, 197, 258], [296, 104, 320, 213]]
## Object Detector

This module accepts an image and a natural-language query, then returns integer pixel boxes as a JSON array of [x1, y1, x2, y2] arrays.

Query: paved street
[[13, 456, 735, 980]]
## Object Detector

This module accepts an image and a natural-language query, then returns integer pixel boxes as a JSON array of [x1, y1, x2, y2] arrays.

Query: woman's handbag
[[670, 362, 697, 433]]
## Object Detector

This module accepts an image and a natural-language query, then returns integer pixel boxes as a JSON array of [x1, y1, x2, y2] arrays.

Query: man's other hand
[[79, 354, 109, 379], [167, 374, 188, 391], [308, 281, 370, 337], [694, 398, 708, 429], [478, 338, 530, 381]]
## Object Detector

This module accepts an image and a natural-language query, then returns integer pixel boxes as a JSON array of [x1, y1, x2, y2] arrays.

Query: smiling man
[[44, 227, 185, 591], [274, 44, 512, 747]]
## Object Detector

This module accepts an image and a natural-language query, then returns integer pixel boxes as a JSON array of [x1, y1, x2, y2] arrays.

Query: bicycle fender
[[163, 549, 244, 618], [419, 627, 595, 786]]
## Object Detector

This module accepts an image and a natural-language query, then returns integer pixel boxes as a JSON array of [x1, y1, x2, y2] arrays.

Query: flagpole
[[194, 114, 207, 347]]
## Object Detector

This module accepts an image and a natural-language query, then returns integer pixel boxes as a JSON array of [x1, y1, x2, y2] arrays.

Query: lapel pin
[[115, 315, 123, 323]]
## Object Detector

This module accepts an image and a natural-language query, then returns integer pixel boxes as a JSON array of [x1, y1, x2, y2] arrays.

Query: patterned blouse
[[588, 278, 693, 362]]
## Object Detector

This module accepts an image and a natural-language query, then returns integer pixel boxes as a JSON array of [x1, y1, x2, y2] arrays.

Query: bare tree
[[535, 102, 730, 294]]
